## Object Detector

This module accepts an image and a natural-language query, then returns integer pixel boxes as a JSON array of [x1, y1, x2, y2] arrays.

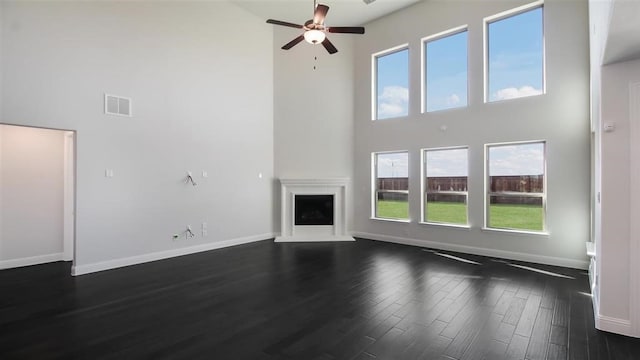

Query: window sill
[[419, 222, 471, 230], [371, 217, 411, 224], [481, 227, 549, 237]]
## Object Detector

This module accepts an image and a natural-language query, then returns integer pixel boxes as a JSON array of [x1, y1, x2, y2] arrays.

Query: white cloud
[[426, 148, 468, 177], [489, 143, 544, 176], [378, 86, 408, 119], [492, 86, 542, 101], [445, 94, 461, 106], [377, 153, 408, 178]]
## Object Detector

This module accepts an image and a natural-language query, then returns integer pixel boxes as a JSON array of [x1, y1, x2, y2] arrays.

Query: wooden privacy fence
[[377, 175, 544, 204]]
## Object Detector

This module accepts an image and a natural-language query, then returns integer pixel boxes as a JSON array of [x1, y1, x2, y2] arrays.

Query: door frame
[[630, 81, 640, 336], [63, 131, 75, 262]]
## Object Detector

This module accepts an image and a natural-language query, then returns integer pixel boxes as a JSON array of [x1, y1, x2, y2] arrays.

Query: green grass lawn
[[377, 200, 543, 231], [376, 200, 409, 220], [489, 203, 543, 231], [426, 202, 467, 224]]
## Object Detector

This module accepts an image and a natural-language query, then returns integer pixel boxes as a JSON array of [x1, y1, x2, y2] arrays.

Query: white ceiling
[[231, 0, 422, 27], [603, 0, 640, 64]]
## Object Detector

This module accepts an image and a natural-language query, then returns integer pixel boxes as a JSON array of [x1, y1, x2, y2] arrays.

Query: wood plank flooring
[[1, 238, 639, 359]]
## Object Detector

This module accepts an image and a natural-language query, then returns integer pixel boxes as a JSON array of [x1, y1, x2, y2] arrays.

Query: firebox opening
[[295, 195, 334, 226]]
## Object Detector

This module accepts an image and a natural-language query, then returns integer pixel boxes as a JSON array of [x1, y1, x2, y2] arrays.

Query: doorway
[[0, 124, 75, 270]]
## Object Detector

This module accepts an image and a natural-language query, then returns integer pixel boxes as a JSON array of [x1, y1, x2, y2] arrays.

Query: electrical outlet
[[202, 222, 208, 236]]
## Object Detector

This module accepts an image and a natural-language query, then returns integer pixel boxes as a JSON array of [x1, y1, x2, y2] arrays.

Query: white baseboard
[[71, 233, 275, 276], [352, 231, 589, 270], [0, 252, 66, 270], [595, 314, 633, 337], [275, 235, 355, 242]]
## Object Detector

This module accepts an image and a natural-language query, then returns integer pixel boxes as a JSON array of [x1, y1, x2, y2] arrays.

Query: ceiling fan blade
[[322, 38, 338, 54], [266, 19, 304, 29], [328, 26, 365, 34], [282, 35, 305, 50], [313, 4, 330, 24]]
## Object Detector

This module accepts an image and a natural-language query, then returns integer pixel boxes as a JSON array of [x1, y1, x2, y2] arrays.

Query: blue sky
[[376, 6, 543, 114], [377, 143, 544, 180], [376, 49, 409, 119], [426, 148, 468, 177], [426, 30, 468, 112], [488, 7, 543, 101], [489, 143, 544, 176], [375, 6, 544, 177]]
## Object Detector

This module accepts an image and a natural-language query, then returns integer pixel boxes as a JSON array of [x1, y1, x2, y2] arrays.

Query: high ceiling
[[231, 0, 422, 27], [603, 0, 640, 64]]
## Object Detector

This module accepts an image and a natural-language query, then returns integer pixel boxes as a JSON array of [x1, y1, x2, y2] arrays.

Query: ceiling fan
[[266, 0, 366, 54]]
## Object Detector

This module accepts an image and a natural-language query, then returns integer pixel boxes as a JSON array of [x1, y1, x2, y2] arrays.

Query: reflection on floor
[[1, 238, 639, 359]]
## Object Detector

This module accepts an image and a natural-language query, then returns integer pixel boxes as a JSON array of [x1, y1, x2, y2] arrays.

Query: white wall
[[273, 27, 355, 231], [0, 1, 275, 273], [352, 0, 591, 268], [0, 125, 65, 263], [597, 58, 640, 335]]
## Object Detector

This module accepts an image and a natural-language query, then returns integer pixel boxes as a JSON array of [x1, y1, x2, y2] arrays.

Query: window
[[423, 147, 468, 225], [486, 3, 544, 102], [486, 142, 546, 232], [373, 46, 409, 120], [423, 27, 468, 113], [373, 151, 409, 220]]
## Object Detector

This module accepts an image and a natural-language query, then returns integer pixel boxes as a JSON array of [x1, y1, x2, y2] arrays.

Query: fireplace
[[275, 178, 354, 242], [295, 195, 334, 226]]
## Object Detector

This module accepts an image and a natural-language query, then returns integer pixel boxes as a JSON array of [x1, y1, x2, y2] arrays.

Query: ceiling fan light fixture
[[304, 29, 326, 44]]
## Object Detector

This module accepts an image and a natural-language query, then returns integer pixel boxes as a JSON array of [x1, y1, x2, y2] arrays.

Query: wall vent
[[104, 94, 132, 117]]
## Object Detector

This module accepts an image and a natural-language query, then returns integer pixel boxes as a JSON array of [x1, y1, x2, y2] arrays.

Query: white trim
[[275, 236, 354, 243], [483, 0, 545, 23], [481, 227, 549, 237], [421, 25, 468, 114], [352, 231, 589, 270], [276, 178, 353, 242], [629, 81, 640, 336], [483, 0, 545, 103], [63, 132, 75, 262], [71, 233, 274, 276], [595, 314, 633, 337], [0, 253, 66, 270], [371, 44, 410, 121], [421, 146, 469, 225], [484, 140, 547, 232], [371, 217, 411, 223], [420, 222, 471, 230], [372, 150, 410, 221]]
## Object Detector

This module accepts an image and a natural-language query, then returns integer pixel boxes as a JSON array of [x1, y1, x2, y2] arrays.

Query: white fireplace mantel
[[275, 178, 354, 242]]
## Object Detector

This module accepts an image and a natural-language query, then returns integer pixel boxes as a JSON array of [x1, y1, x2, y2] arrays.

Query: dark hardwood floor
[[1, 238, 639, 359]]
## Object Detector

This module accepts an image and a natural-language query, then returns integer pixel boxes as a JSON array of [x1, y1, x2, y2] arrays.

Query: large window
[[423, 27, 468, 113], [486, 3, 544, 102], [373, 46, 409, 120], [423, 147, 468, 225], [486, 142, 546, 232], [373, 151, 409, 221]]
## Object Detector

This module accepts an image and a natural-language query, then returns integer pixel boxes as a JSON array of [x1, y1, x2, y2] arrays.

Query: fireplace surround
[[275, 178, 354, 242]]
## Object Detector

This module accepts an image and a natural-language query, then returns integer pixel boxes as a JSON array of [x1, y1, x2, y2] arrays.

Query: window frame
[[421, 25, 469, 114], [371, 150, 410, 222], [484, 140, 548, 234], [420, 146, 470, 227], [483, 0, 546, 103], [371, 44, 410, 121]]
